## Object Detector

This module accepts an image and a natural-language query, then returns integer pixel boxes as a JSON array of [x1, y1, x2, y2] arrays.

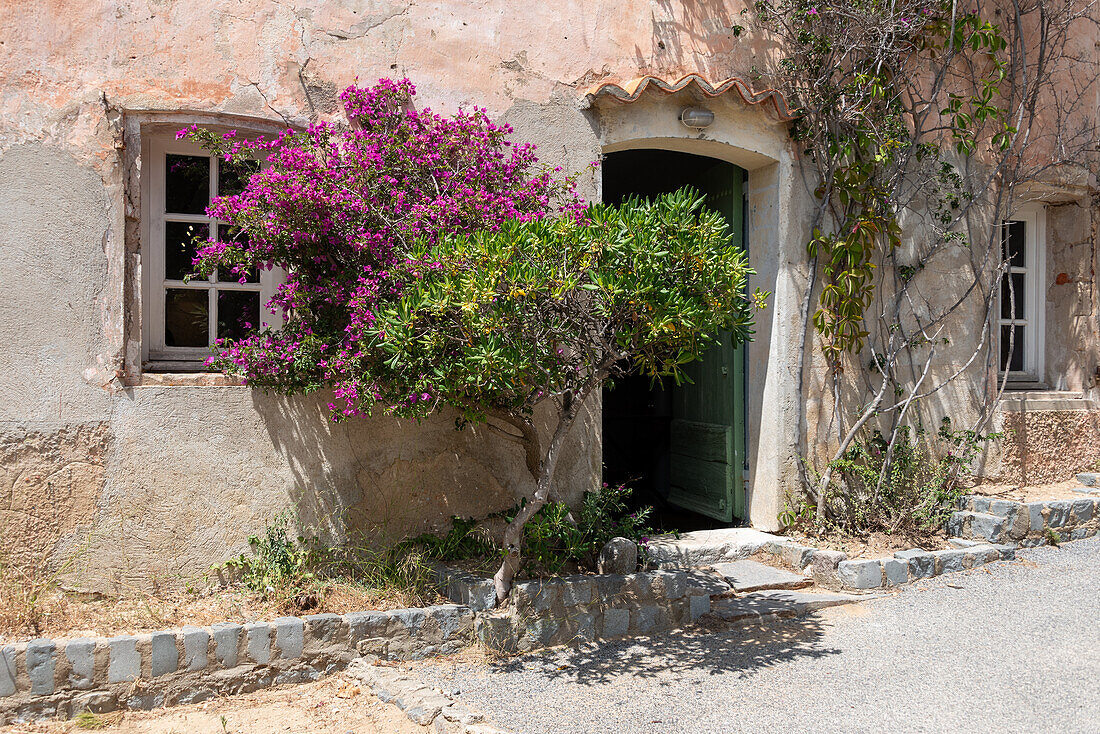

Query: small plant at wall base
[[185, 78, 763, 604]]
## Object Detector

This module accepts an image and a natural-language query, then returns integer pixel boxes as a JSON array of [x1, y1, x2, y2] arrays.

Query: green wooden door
[[667, 165, 747, 522]]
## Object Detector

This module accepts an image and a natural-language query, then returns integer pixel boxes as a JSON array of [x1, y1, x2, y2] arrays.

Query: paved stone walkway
[[418, 537, 1100, 733]]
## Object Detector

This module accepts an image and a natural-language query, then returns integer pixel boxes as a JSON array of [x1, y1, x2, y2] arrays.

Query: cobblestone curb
[[755, 539, 1018, 592], [950, 495, 1100, 546], [0, 605, 473, 724], [346, 658, 512, 733], [436, 567, 729, 653]]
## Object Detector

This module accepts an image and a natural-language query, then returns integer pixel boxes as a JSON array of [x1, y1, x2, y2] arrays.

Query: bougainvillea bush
[[186, 79, 761, 602]]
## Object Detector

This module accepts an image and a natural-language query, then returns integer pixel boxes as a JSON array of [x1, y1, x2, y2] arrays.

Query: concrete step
[[709, 589, 866, 623], [646, 528, 785, 569], [711, 560, 811, 593]]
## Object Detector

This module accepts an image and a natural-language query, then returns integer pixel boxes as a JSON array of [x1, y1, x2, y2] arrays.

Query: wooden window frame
[[998, 205, 1046, 385], [141, 135, 283, 368]]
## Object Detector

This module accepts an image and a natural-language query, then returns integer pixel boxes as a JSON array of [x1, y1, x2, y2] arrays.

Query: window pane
[[1000, 272, 1025, 320], [219, 158, 260, 197], [216, 224, 259, 283], [217, 290, 260, 341], [1000, 324, 1025, 372], [165, 288, 209, 347], [165, 221, 209, 281], [1002, 220, 1026, 267], [165, 154, 210, 214]]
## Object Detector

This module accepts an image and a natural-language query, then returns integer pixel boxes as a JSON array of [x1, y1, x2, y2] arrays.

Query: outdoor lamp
[[679, 107, 715, 129]]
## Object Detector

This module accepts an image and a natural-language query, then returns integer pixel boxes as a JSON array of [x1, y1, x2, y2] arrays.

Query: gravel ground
[[419, 538, 1100, 734]]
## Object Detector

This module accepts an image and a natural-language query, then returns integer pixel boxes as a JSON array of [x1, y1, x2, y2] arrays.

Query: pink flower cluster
[[187, 78, 584, 419]]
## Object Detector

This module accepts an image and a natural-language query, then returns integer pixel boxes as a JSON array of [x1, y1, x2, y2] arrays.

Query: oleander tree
[[185, 78, 762, 602]]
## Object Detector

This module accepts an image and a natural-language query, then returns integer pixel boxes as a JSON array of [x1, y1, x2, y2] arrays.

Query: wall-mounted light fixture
[[679, 107, 715, 129]]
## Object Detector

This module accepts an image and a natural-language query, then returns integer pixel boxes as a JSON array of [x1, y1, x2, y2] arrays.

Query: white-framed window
[[997, 206, 1046, 383], [142, 135, 282, 366]]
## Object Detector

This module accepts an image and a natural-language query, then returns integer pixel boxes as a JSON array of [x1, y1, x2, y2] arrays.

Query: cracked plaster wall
[[0, 0, 765, 589]]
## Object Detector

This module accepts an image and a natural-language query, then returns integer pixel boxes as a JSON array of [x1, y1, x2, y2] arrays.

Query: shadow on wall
[[249, 391, 601, 548], [642, 0, 749, 76]]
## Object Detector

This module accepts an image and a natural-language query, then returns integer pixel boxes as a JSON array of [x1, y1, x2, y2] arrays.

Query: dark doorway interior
[[601, 149, 748, 531]]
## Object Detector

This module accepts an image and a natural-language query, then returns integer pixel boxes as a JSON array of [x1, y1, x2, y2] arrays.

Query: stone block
[[945, 512, 966, 538], [895, 549, 936, 580], [970, 496, 991, 514], [934, 549, 968, 574], [345, 611, 390, 645], [392, 608, 427, 634], [631, 605, 659, 634], [561, 579, 595, 607], [513, 581, 559, 613], [107, 637, 140, 684], [778, 543, 816, 570], [181, 626, 208, 672], [597, 537, 638, 575], [713, 560, 810, 592], [991, 544, 1017, 560], [971, 513, 1007, 542], [838, 560, 882, 589], [882, 558, 908, 586], [1070, 528, 1096, 540], [1070, 499, 1094, 525], [689, 593, 711, 620], [25, 639, 55, 695], [73, 690, 119, 714], [1077, 472, 1100, 487], [273, 617, 305, 660], [682, 570, 731, 597], [1046, 501, 1072, 528], [524, 618, 560, 647], [962, 545, 999, 567], [211, 623, 241, 668], [1, 645, 16, 697], [809, 550, 847, 587], [149, 632, 178, 678], [473, 615, 515, 654], [245, 623, 271, 664], [64, 639, 95, 690], [948, 538, 982, 548], [988, 499, 1020, 519], [1027, 503, 1047, 532], [650, 571, 687, 600], [304, 613, 345, 648], [594, 574, 627, 601], [602, 608, 630, 637]]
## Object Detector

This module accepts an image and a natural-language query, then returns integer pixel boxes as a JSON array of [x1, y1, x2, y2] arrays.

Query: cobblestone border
[[754, 538, 1017, 591], [346, 658, 512, 733], [0, 605, 473, 723], [949, 495, 1100, 546], [435, 567, 729, 653]]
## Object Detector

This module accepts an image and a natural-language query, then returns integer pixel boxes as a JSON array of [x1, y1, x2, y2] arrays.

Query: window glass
[[1002, 220, 1025, 267], [164, 221, 209, 281], [165, 154, 210, 214], [999, 324, 1025, 372], [217, 290, 260, 341], [164, 289, 209, 347]]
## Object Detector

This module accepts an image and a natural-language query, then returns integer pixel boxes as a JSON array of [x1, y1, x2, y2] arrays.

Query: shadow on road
[[487, 613, 840, 686]]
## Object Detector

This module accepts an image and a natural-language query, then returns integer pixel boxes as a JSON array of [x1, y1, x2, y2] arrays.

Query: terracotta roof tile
[[583, 73, 797, 121]]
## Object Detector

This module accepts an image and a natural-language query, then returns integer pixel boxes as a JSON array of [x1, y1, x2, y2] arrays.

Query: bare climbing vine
[[750, 0, 1099, 530]]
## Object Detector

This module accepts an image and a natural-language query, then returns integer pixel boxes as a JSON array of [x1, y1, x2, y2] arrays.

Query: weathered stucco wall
[[0, 0, 779, 589]]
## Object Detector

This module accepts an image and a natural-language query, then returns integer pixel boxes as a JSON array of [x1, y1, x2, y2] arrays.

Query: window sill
[[999, 390, 1096, 413], [128, 367, 246, 387]]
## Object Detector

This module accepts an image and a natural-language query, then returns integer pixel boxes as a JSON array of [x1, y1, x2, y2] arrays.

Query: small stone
[[65, 638, 96, 690], [689, 593, 711, 620], [1070, 499, 1094, 524], [631, 605, 659, 633], [778, 543, 816, 571], [1027, 502, 1046, 532], [895, 549, 936, 580], [1076, 472, 1100, 487], [273, 617, 304, 660], [838, 560, 883, 589], [181, 626, 209, 672], [26, 639, 55, 695], [1, 646, 17, 697], [597, 537, 639, 575], [245, 623, 271, 664], [150, 632, 178, 678], [882, 558, 908, 586], [713, 560, 810, 592], [934, 548, 968, 574], [1046, 501, 1072, 528], [601, 608, 630, 637], [809, 550, 847, 587], [211, 623, 242, 668], [107, 636, 141, 684]]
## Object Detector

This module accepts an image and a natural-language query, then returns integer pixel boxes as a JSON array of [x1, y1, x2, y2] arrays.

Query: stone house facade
[[0, 1, 1097, 592]]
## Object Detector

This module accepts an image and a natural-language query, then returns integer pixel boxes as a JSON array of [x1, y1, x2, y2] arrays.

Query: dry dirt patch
[[0, 674, 424, 734]]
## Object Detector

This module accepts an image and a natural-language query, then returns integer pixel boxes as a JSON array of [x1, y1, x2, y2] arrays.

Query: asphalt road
[[419, 537, 1100, 734]]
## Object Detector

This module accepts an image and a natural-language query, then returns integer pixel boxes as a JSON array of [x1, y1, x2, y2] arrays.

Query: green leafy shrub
[[793, 417, 997, 536], [412, 484, 656, 576], [222, 512, 322, 595]]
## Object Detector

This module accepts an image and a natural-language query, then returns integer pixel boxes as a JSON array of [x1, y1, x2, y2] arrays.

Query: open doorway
[[601, 149, 749, 530]]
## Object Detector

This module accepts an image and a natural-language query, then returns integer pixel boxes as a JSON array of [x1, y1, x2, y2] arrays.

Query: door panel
[[667, 163, 747, 522]]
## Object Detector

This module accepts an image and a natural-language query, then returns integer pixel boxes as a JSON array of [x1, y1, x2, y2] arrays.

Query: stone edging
[[435, 566, 728, 653], [0, 605, 473, 723], [346, 658, 512, 733], [949, 494, 1100, 546]]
